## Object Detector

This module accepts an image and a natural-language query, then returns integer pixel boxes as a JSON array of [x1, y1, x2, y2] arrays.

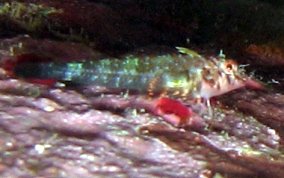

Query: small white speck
[[5, 142, 13, 147], [132, 109, 137, 116], [101, 165, 120, 172], [43, 106, 55, 112], [271, 79, 280, 84], [55, 82, 66, 87], [18, 42, 23, 48], [34, 144, 51, 154], [34, 144, 45, 154], [80, 154, 96, 161], [218, 49, 226, 58]]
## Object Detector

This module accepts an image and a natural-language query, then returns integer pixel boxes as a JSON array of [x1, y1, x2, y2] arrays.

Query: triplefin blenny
[[11, 47, 261, 99], [3, 47, 262, 124]]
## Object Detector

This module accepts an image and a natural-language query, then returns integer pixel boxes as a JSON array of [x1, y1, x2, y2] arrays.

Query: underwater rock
[[237, 43, 284, 92], [245, 44, 284, 66], [0, 36, 283, 177], [0, 0, 125, 50], [0, 77, 283, 177], [0, 35, 105, 61], [219, 89, 284, 137], [0, 0, 194, 53], [0, 1, 284, 177]]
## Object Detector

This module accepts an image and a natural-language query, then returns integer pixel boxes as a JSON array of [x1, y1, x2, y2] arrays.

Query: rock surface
[[0, 1, 284, 178]]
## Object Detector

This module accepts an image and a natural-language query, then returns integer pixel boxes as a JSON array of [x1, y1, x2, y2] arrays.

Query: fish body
[[13, 47, 256, 100]]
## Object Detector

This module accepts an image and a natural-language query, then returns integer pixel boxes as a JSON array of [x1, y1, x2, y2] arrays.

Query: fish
[[8, 47, 262, 120], [12, 47, 260, 98]]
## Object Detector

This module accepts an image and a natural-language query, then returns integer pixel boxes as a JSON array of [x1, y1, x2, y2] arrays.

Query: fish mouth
[[199, 74, 263, 99]]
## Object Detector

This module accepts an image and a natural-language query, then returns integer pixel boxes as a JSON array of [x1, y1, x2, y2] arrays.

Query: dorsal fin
[[176, 47, 201, 58]]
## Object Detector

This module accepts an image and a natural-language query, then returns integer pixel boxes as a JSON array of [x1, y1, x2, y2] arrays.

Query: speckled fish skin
[[14, 48, 247, 100]]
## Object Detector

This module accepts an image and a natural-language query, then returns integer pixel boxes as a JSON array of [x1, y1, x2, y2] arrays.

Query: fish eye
[[223, 59, 237, 74]]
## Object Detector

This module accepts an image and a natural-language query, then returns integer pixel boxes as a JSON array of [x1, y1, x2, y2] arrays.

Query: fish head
[[199, 58, 262, 99]]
